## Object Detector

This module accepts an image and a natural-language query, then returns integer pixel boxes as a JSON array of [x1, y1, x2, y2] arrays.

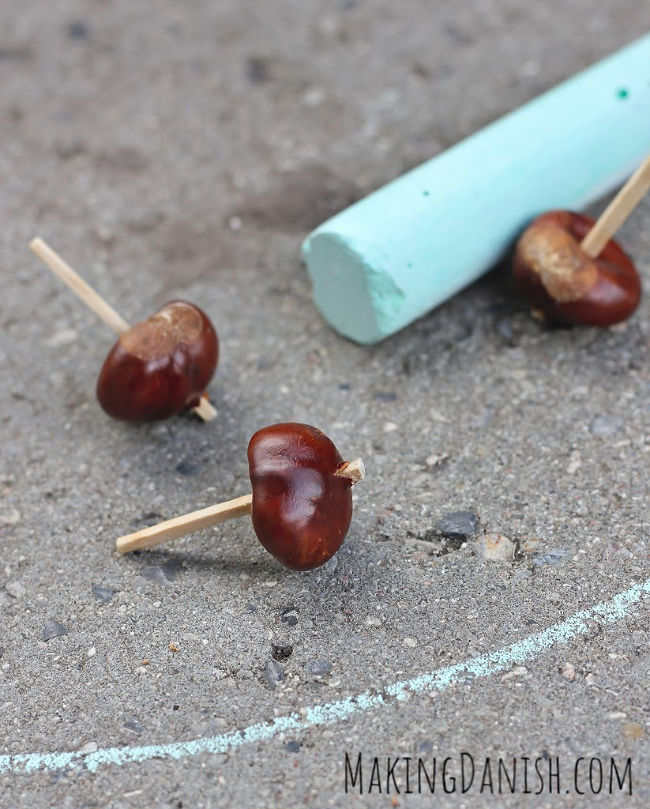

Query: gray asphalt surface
[[1, 1, 649, 807]]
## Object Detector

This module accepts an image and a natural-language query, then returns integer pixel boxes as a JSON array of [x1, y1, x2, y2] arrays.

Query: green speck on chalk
[[407, 262, 413, 268], [616, 87, 629, 99], [422, 190, 430, 197]]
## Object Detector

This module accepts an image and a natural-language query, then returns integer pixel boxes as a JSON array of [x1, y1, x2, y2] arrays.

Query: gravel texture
[[1, 1, 649, 807]]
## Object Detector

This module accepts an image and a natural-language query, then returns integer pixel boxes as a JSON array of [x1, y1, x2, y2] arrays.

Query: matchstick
[[29, 237, 216, 421], [116, 494, 253, 553], [581, 155, 650, 258], [115, 458, 364, 554]]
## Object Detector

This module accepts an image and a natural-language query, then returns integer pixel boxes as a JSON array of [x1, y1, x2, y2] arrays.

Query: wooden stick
[[116, 494, 253, 553], [581, 155, 650, 258], [193, 394, 217, 422], [335, 457, 365, 484], [29, 237, 129, 335], [29, 236, 216, 421]]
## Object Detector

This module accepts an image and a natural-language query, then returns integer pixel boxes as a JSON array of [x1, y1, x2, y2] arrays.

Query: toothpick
[[581, 155, 650, 258], [29, 237, 216, 421], [29, 237, 129, 334], [116, 494, 253, 553], [116, 457, 364, 554]]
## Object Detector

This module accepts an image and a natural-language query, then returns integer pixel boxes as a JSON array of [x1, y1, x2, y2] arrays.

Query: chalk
[[302, 34, 650, 344], [1, 576, 648, 775]]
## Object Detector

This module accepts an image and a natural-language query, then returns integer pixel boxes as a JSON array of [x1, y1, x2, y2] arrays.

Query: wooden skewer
[[29, 237, 129, 334], [580, 155, 650, 258], [116, 494, 253, 553], [29, 236, 216, 422], [116, 458, 365, 554]]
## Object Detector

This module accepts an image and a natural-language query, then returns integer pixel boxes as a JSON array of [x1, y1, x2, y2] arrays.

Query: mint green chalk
[[302, 34, 650, 344]]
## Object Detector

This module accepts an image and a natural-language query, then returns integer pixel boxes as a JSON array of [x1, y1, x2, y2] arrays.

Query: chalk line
[[1, 577, 648, 776]]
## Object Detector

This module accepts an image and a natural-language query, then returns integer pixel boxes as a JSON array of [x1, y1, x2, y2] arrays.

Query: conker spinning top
[[29, 238, 218, 420], [513, 155, 649, 326], [116, 423, 365, 571]]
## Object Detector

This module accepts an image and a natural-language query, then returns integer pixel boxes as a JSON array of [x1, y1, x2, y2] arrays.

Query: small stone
[[168, 642, 179, 653], [607, 711, 627, 720], [228, 215, 242, 231], [305, 659, 332, 675], [477, 533, 516, 562], [0, 509, 21, 526], [533, 549, 571, 568], [67, 21, 89, 39], [5, 581, 26, 599], [591, 415, 623, 437], [142, 559, 181, 585], [175, 460, 199, 476], [585, 672, 597, 686], [567, 450, 581, 474], [403, 637, 417, 648], [245, 56, 270, 84], [87, 647, 96, 658], [280, 607, 299, 627], [436, 511, 479, 541], [285, 740, 302, 753], [303, 87, 326, 107], [373, 391, 398, 403], [383, 421, 398, 433], [622, 723, 644, 740], [271, 644, 293, 661], [78, 742, 98, 754], [42, 620, 68, 641], [92, 585, 116, 603], [501, 666, 528, 682], [263, 659, 285, 690], [561, 662, 576, 680], [45, 329, 78, 348], [124, 715, 145, 734]]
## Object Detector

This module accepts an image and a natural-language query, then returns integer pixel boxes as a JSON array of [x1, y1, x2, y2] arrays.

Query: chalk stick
[[302, 34, 650, 344]]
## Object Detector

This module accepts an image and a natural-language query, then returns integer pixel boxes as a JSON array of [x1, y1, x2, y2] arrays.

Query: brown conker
[[513, 210, 641, 327], [247, 423, 354, 571], [96, 300, 218, 420]]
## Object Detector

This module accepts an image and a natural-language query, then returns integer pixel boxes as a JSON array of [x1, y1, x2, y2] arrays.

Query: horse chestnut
[[97, 300, 218, 420], [513, 210, 641, 327], [248, 423, 356, 570]]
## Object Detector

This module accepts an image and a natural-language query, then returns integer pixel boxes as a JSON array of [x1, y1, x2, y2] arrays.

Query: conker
[[248, 423, 355, 570], [96, 300, 218, 420], [513, 210, 641, 327]]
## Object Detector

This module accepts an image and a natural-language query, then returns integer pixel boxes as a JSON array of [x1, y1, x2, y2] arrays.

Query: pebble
[[567, 450, 582, 475], [561, 662, 576, 680], [45, 329, 78, 348], [383, 421, 398, 433], [285, 740, 302, 753], [5, 581, 26, 599], [622, 723, 644, 739], [92, 585, 116, 603], [477, 533, 516, 562], [305, 659, 332, 675], [78, 742, 98, 754], [42, 620, 69, 641], [124, 715, 145, 734], [87, 647, 96, 658], [263, 659, 285, 690], [0, 509, 21, 526], [142, 560, 181, 585], [533, 549, 571, 568], [591, 415, 623, 437], [436, 511, 479, 540], [280, 607, 299, 627], [175, 460, 199, 476], [403, 637, 417, 648]]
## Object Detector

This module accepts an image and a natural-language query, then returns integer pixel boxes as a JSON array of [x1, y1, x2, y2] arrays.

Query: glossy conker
[[247, 423, 354, 570], [96, 300, 218, 420], [513, 210, 641, 327]]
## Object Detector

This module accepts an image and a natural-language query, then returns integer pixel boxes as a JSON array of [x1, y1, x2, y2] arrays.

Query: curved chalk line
[[1, 578, 648, 776]]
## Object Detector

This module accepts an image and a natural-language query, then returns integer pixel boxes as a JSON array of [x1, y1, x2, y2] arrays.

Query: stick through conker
[[29, 238, 218, 421], [115, 423, 365, 571], [513, 155, 649, 327]]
